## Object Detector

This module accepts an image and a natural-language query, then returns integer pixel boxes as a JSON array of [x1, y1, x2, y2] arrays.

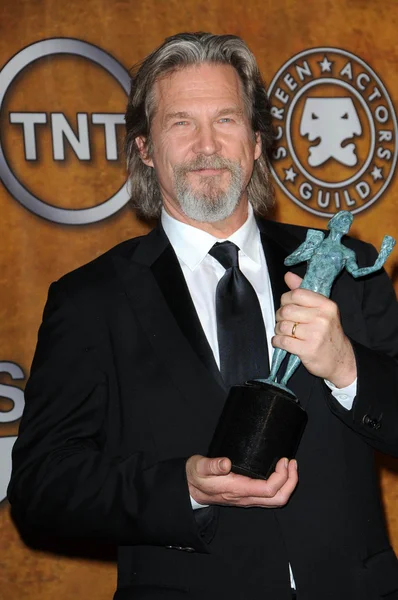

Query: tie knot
[[209, 241, 239, 270]]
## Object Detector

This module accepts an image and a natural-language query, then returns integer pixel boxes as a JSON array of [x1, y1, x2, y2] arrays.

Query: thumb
[[284, 271, 303, 290], [196, 456, 231, 477]]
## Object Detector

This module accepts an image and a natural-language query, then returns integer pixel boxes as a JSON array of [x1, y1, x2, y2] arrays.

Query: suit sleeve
[[7, 280, 209, 551], [324, 241, 398, 456]]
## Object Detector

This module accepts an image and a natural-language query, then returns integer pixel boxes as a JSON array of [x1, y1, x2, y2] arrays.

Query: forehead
[[153, 63, 246, 114]]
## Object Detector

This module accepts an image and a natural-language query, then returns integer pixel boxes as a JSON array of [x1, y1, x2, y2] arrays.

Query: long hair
[[125, 32, 275, 219]]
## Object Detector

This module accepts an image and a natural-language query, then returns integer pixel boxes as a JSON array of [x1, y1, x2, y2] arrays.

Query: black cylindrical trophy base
[[208, 380, 308, 480]]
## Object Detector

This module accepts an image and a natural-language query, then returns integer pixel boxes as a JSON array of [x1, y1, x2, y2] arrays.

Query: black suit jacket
[[8, 219, 398, 600]]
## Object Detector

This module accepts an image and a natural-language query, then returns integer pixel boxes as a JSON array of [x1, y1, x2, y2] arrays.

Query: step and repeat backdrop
[[0, 0, 397, 598]]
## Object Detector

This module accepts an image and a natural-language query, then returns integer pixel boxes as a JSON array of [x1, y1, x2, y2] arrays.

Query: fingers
[[226, 458, 298, 508], [194, 455, 231, 477], [270, 458, 298, 505], [247, 459, 298, 508], [275, 315, 310, 337], [221, 457, 289, 502], [186, 454, 231, 478], [281, 272, 332, 309], [186, 455, 232, 505], [253, 457, 290, 497], [280, 287, 327, 309], [186, 455, 299, 508], [275, 283, 340, 341], [273, 278, 357, 384], [284, 271, 302, 290]]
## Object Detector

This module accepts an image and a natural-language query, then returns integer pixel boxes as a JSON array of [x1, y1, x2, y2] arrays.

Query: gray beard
[[173, 156, 244, 223]]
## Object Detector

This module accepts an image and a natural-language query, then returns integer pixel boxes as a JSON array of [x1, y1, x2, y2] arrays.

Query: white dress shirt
[[161, 204, 357, 589], [161, 205, 356, 405]]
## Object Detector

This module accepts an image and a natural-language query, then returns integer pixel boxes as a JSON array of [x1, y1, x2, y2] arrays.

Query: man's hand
[[186, 455, 298, 508], [273, 271, 357, 387]]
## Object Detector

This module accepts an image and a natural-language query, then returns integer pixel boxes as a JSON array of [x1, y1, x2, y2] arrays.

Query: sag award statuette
[[209, 211, 396, 480]]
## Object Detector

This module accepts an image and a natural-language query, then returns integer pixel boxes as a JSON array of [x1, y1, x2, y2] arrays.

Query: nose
[[192, 123, 222, 156]]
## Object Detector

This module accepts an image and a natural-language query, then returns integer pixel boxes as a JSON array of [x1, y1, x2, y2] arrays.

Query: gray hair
[[125, 32, 275, 219]]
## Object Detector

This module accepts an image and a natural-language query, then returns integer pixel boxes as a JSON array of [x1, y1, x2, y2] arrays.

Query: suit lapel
[[150, 238, 224, 388], [114, 219, 316, 412], [112, 225, 227, 427]]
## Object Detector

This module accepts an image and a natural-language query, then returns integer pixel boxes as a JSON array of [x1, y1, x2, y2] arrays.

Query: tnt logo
[[268, 48, 397, 217], [9, 112, 124, 162], [0, 39, 131, 224]]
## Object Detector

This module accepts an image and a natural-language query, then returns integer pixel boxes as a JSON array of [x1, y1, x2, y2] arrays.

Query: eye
[[341, 113, 349, 119], [311, 113, 319, 120], [174, 121, 189, 126], [218, 117, 233, 123]]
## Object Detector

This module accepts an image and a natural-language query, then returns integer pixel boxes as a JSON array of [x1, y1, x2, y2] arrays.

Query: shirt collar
[[161, 203, 261, 271]]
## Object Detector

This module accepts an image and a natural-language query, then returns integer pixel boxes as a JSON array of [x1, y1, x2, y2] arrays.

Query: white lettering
[[355, 181, 370, 199], [378, 130, 392, 142], [375, 106, 389, 124], [299, 182, 312, 200], [377, 147, 392, 160], [91, 113, 124, 160], [368, 87, 382, 102], [356, 73, 370, 91], [9, 112, 47, 160], [271, 106, 284, 120], [274, 125, 283, 141], [0, 362, 25, 423], [273, 146, 287, 160], [340, 61, 353, 80], [275, 88, 289, 104], [283, 73, 297, 91], [317, 189, 330, 208], [295, 61, 312, 81], [51, 113, 90, 161], [344, 190, 356, 207]]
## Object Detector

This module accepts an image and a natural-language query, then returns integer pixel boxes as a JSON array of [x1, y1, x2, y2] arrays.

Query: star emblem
[[319, 56, 333, 73], [370, 165, 383, 181], [284, 166, 298, 183]]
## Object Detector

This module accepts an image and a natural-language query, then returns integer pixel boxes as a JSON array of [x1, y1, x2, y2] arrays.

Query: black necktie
[[209, 241, 269, 388]]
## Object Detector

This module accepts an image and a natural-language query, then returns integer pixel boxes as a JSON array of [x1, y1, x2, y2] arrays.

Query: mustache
[[174, 156, 239, 175]]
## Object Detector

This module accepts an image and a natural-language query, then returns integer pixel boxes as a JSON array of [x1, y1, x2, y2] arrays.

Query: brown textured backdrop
[[0, 0, 397, 598]]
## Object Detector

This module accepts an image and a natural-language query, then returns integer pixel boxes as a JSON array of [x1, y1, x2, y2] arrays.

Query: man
[[8, 33, 398, 600]]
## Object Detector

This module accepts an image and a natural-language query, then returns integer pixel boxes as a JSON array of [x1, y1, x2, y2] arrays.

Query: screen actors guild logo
[[268, 48, 397, 217]]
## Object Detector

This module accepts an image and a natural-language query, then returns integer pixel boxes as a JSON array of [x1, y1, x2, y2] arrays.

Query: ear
[[254, 131, 262, 160], [135, 136, 154, 167]]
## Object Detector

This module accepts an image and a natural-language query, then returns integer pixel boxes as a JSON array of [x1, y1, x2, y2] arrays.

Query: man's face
[[137, 63, 261, 223]]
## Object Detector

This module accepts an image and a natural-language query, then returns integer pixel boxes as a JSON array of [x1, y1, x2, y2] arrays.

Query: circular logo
[[0, 38, 130, 225], [268, 48, 397, 217]]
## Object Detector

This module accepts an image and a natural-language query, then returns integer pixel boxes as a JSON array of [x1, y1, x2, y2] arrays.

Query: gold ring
[[291, 322, 299, 338]]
